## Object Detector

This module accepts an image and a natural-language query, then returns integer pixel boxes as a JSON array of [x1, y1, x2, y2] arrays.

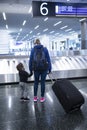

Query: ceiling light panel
[[34, 25, 39, 29], [22, 20, 26, 26], [55, 33, 59, 35], [19, 28, 22, 32], [6, 24, 8, 29], [28, 6, 32, 13], [50, 31, 55, 34], [79, 18, 86, 22], [43, 28, 48, 32], [53, 21, 62, 26], [44, 17, 48, 21], [30, 31, 33, 34], [60, 25, 68, 29], [37, 33, 40, 35], [2, 12, 6, 20], [65, 28, 72, 32], [69, 31, 75, 33]]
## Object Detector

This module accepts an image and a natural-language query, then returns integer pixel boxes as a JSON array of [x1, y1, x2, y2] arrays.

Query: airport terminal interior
[[0, 0, 87, 130]]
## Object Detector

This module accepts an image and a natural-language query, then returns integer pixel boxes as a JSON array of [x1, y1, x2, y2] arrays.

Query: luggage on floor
[[51, 78, 85, 113]]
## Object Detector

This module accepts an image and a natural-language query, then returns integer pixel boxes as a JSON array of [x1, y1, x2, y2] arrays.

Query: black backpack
[[32, 47, 48, 71]]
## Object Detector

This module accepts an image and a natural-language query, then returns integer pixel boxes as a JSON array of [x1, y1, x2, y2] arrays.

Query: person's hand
[[47, 70, 51, 74], [29, 71, 33, 77]]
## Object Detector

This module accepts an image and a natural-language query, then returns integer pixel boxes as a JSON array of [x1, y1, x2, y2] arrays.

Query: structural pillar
[[66, 38, 69, 50], [81, 19, 87, 49]]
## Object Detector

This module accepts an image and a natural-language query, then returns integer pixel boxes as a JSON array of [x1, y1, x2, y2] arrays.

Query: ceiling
[[0, 0, 87, 43]]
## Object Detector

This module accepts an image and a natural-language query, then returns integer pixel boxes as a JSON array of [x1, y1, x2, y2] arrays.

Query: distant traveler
[[29, 38, 52, 102], [16, 62, 32, 101]]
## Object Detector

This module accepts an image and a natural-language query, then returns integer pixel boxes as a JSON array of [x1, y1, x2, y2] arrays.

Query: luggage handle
[[48, 72, 57, 84]]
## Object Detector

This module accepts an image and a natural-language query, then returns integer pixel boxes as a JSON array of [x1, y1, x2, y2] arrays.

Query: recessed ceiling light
[[37, 33, 40, 35], [18, 33, 20, 35], [55, 33, 59, 35], [69, 31, 75, 33], [65, 28, 72, 32], [26, 34, 29, 37], [2, 12, 6, 20], [44, 17, 48, 21], [22, 20, 26, 26], [28, 6, 32, 13], [60, 25, 68, 29], [34, 25, 39, 29], [30, 31, 33, 34], [6, 25, 8, 29], [79, 18, 86, 22], [20, 28, 22, 32], [54, 21, 62, 26], [50, 31, 55, 34], [43, 28, 48, 32], [59, 34, 63, 37]]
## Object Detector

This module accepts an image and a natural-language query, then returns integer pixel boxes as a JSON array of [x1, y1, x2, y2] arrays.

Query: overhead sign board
[[32, 1, 87, 17]]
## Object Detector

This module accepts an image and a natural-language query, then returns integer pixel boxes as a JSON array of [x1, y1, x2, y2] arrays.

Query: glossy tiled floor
[[0, 79, 87, 130]]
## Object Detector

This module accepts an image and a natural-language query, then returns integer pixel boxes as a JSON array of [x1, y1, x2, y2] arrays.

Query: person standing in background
[[29, 39, 52, 102]]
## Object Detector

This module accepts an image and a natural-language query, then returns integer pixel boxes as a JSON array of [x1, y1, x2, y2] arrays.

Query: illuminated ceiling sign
[[15, 42, 23, 45], [32, 1, 87, 17], [55, 5, 76, 16]]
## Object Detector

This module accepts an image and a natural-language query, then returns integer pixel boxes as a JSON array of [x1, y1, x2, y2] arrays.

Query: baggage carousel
[[0, 55, 87, 85]]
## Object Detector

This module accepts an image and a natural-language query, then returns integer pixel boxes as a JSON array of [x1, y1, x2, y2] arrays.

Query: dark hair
[[16, 62, 24, 71]]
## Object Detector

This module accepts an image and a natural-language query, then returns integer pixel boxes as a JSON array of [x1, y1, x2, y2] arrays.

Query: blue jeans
[[34, 70, 47, 97]]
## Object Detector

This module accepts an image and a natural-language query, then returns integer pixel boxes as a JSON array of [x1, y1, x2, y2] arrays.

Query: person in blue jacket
[[29, 39, 52, 102]]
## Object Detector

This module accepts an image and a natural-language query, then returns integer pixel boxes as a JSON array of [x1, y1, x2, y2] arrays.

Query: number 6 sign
[[40, 2, 48, 16]]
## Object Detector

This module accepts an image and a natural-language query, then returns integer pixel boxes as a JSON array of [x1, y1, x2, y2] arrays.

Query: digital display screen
[[55, 5, 76, 16], [55, 4, 87, 17], [76, 6, 87, 16], [32, 1, 87, 17]]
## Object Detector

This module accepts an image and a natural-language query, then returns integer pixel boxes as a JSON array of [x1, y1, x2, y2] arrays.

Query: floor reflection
[[0, 79, 87, 129]]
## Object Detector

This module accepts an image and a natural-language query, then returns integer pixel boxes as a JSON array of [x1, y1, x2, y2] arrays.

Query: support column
[[66, 38, 69, 50], [81, 19, 87, 49]]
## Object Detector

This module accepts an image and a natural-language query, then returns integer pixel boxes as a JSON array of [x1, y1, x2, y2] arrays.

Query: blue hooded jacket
[[29, 44, 52, 73]]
